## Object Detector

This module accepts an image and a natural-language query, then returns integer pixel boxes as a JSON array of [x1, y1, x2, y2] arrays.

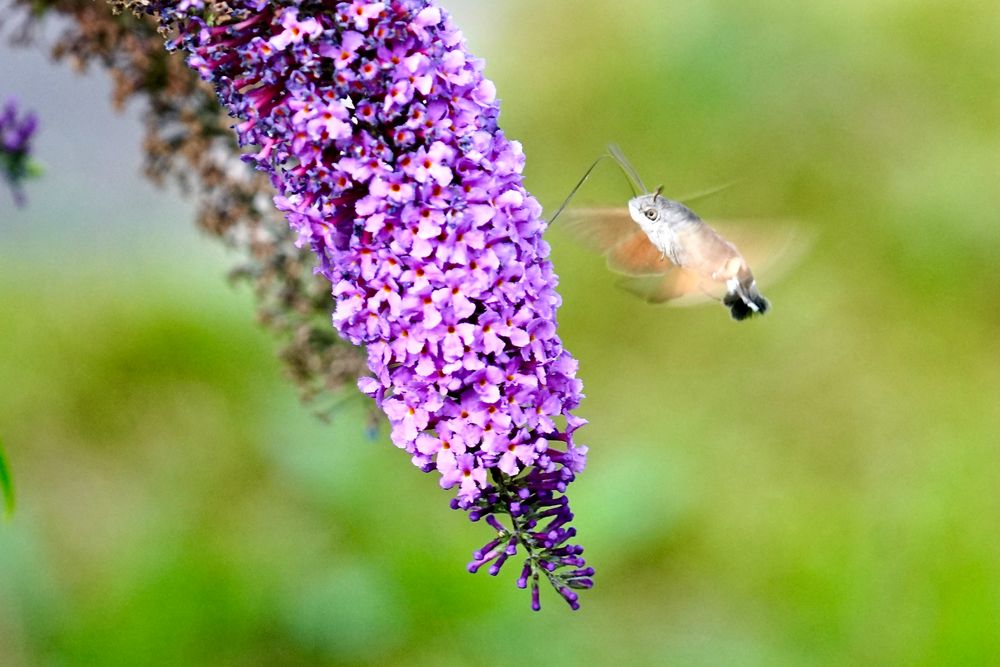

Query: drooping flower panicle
[[148, 0, 592, 608], [0, 97, 39, 207]]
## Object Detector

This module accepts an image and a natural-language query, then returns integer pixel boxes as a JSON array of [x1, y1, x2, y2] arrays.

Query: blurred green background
[[2, 0, 1000, 664]]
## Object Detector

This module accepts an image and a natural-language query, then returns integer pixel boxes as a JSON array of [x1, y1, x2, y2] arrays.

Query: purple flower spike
[[149, 0, 592, 609], [0, 97, 39, 207]]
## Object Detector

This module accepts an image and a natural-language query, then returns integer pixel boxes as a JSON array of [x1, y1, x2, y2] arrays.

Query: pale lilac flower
[[269, 8, 323, 50], [345, 1, 386, 31]]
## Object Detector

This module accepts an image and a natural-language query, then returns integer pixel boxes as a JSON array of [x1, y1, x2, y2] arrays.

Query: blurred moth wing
[[558, 207, 636, 257], [704, 220, 811, 287], [560, 207, 701, 304], [673, 178, 745, 206], [561, 207, 803, 306]]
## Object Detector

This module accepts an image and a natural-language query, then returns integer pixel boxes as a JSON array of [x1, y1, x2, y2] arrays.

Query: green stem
[[489, 469, 562, 591], [0, 437, 15, 518]]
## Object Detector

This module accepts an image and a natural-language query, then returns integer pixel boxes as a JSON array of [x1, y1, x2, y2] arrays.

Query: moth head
[[629, 192, 662, 225]]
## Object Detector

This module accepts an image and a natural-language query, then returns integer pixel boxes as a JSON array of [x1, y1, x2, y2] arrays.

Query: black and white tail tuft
[[723, 280, 770, 321]]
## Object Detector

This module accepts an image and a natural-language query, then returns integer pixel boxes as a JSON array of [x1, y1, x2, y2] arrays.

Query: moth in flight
[[552, 145, 777, 321]]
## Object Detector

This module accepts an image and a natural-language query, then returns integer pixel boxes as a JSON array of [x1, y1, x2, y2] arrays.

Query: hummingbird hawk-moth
[[552, 144, 778, 321]]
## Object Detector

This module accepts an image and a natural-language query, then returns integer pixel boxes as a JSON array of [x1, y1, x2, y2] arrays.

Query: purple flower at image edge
[[149, 0, 593, 609], [0, 97, 39, 207]]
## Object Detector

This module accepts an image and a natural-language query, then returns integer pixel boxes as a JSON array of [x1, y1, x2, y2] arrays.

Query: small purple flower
[[269, 8, 323, 51], [0, 97, 39, 207], [344, 1, 386, 31], [151, 0, 592, 609]]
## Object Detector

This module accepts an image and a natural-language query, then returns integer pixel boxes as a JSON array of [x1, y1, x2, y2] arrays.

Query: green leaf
[[0, 437, 14, 518], [24, 159, 45, 179]]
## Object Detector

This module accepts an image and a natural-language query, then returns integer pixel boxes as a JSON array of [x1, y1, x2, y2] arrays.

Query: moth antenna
[[608, 143, 649, 196], [548, 153, 612, 224], [548, 143, 651, 225]]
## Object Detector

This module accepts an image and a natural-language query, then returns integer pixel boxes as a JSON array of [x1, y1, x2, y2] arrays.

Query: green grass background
[[2, 0, 1000, 664]]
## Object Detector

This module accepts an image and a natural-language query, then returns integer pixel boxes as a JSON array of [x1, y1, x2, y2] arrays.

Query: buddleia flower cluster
[[145, 0, 593, 609], [0, 97, 39, 206]]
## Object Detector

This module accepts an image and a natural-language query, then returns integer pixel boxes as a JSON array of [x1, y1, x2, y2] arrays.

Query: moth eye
[[644, 209, 658, 220]]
